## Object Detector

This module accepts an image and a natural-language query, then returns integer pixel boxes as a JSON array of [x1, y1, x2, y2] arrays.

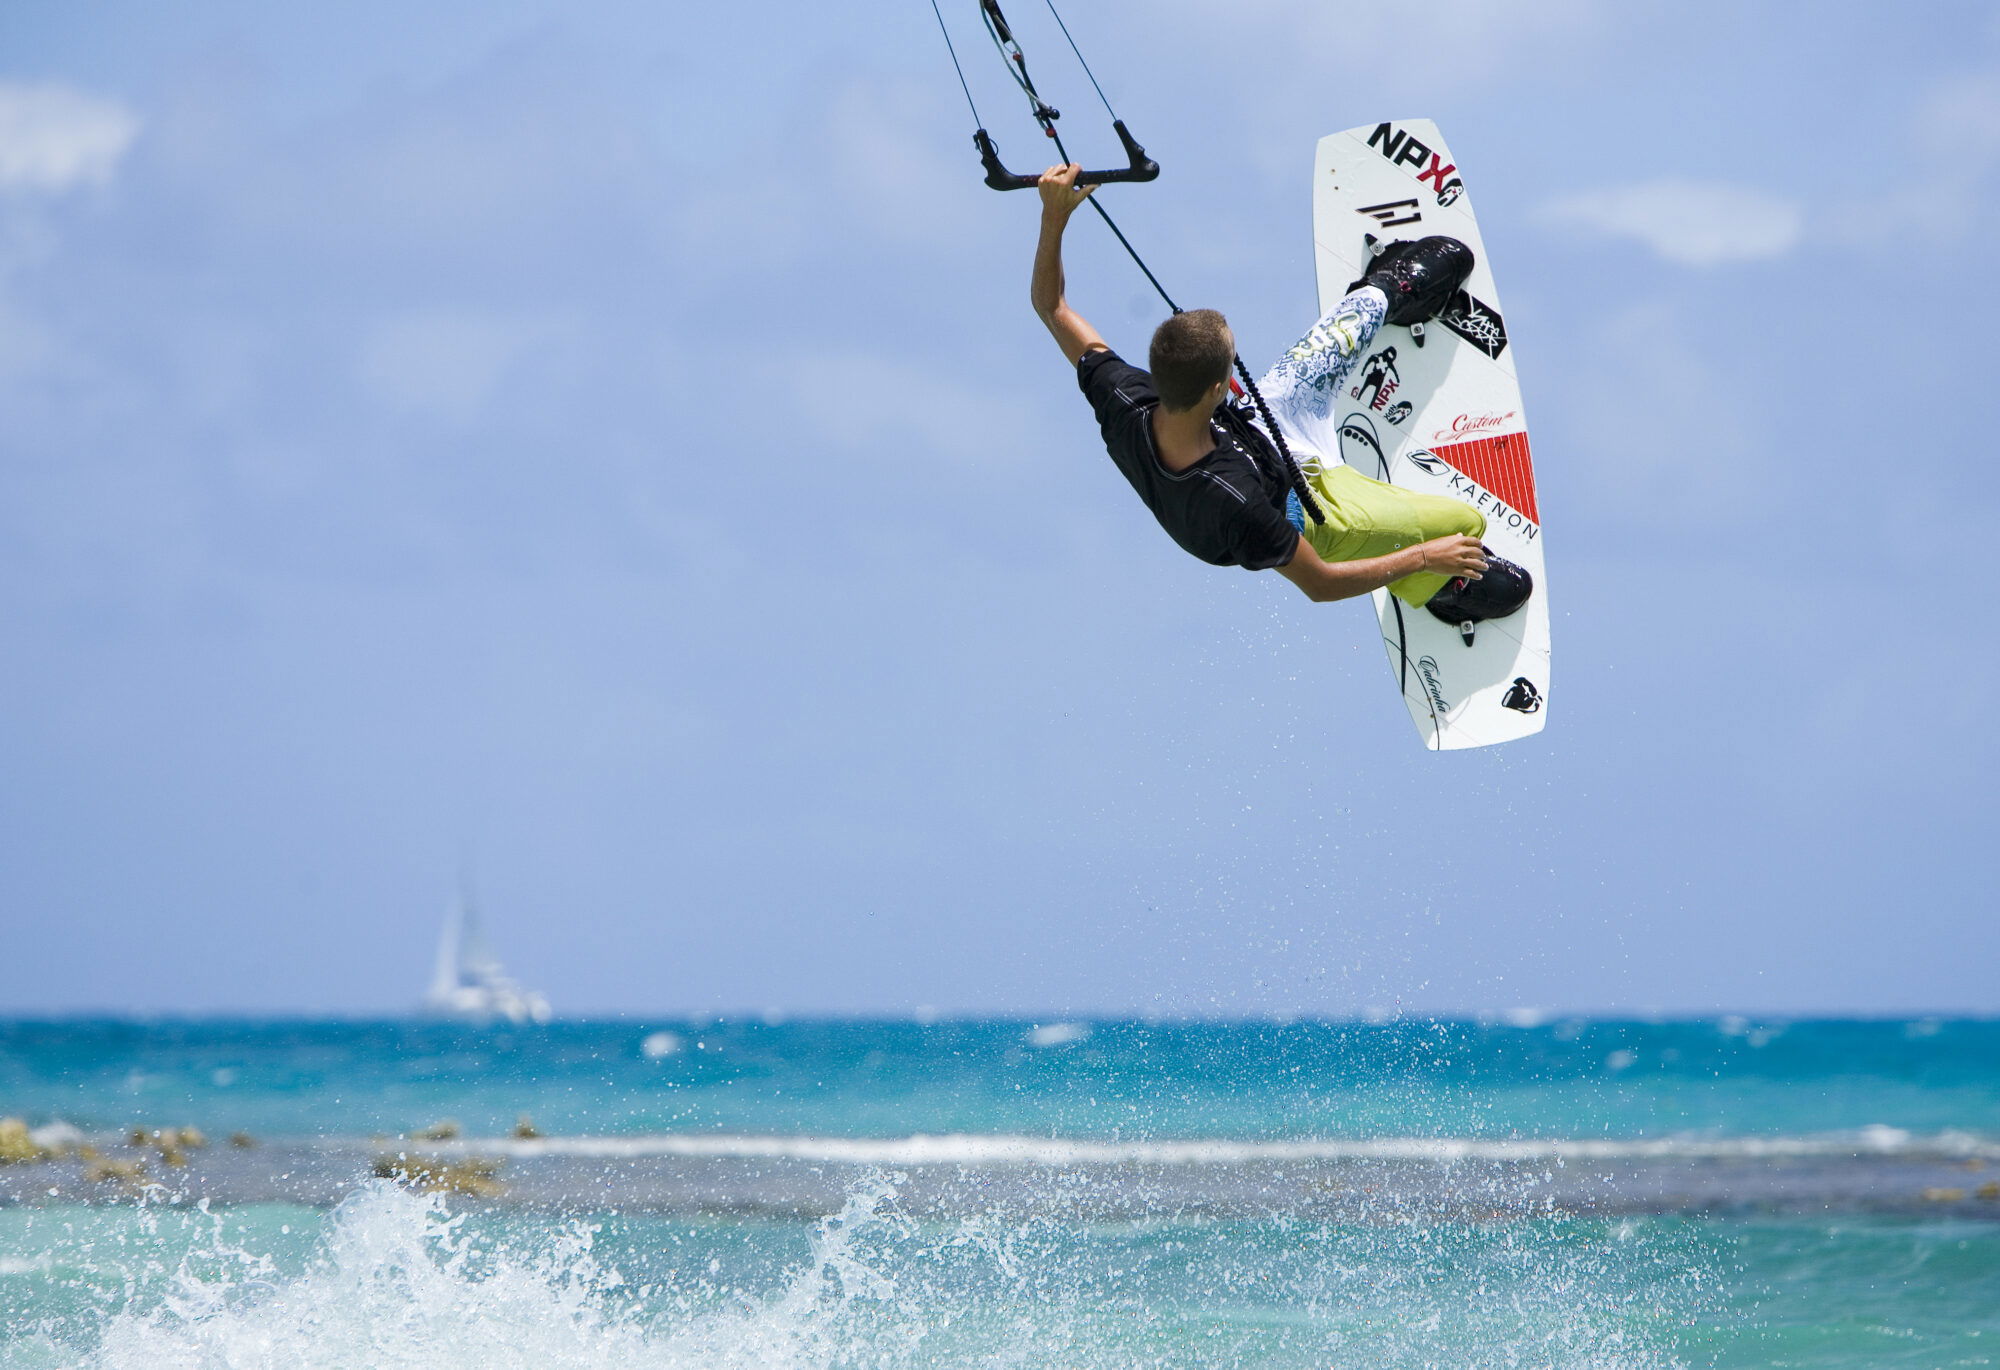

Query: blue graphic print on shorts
[[1256, 288, 1388, 466]]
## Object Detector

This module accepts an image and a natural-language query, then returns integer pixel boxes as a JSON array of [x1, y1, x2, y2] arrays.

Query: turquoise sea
[[2, 1017, 1997, 1368]]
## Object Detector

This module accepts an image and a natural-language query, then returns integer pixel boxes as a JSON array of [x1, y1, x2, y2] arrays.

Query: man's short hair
[[1148, 309, 1233, 412]]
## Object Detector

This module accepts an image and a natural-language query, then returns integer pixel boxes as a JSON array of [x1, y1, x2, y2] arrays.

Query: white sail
[[426, 892, 464, 1005], [422, 877, 551, 1025]]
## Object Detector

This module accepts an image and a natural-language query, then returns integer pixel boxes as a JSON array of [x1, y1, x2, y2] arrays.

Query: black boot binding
[[1350, 235, 1475, 327], [1424, 547, 1533, 646]]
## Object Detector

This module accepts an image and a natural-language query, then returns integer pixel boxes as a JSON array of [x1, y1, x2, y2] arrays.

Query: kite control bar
[[938, 0, 1158, 191], [972, 119, 1159, 191], [927, 0, 1323, 524]]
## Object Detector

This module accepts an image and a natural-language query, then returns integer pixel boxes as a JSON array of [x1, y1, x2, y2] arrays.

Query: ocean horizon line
[[5, 1008, 1997, 1026]]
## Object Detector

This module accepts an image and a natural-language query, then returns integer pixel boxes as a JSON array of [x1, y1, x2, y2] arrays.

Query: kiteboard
[[1311, 119, 1549, 750]]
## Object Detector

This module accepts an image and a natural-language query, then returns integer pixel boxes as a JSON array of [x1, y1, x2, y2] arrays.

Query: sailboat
[[424, 878, 552, 1025]]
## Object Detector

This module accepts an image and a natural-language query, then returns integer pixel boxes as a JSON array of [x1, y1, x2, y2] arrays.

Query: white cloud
[[781, 349, 1029, 464], [824, 78, 981, 248], [1545, 296, 1775, 530], [0, 296, 60, 379], [1925, 71, 2000, 156], [1542, 178, 1803, 267], [1152, 0, 1610, 82], [356, 309, 557, 426], [0, 82, 140, 194], [1823, 67, 2000, 250]]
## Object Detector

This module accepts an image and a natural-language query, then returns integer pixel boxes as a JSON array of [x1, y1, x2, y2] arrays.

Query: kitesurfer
[[1030, 163, 1530, 620]]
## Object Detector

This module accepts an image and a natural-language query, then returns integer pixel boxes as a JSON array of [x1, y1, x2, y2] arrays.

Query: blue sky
[[1, 0, 1995, 1017]]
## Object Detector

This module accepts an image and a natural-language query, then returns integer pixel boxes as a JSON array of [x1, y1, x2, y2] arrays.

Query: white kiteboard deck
[[1311, 119, 1549, 750]]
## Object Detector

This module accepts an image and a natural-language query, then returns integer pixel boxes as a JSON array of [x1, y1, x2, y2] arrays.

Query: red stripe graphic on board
[[1431, 432, 1539, 525]]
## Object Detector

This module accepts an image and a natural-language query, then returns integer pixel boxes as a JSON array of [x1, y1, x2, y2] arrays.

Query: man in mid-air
[[1030, 163, 1530, 620]]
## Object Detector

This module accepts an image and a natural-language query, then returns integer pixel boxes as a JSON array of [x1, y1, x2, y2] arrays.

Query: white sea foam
[[55, 1174, 1685, 1370], [85, 1180, 939, 1370], [1024, 1021, 1091, 1048], [407, 1124, 2000, 1167], [27, 1119, 86, 1151]]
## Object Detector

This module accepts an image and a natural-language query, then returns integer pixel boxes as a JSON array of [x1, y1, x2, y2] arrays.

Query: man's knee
[[1428, 499, 1483, 541]]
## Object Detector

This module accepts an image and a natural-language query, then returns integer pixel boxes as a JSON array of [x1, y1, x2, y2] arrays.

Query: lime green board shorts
[[1301, 463, 1486, 606]]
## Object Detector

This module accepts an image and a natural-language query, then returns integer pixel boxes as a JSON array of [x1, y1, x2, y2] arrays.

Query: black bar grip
[[975, 120, 1160, 192], [980, 0, 1015, 45]]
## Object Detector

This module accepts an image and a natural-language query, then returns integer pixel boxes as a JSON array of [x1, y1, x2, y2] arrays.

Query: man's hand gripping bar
[[974, 120, 1159, 191]]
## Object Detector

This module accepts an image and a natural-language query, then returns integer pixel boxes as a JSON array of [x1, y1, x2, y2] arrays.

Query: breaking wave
[[419, 1123, 2000, 1166], [6, 1177, 1696, 1370]]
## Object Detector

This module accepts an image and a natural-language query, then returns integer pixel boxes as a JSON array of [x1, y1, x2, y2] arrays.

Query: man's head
[[1148, 309, 1234, 413]]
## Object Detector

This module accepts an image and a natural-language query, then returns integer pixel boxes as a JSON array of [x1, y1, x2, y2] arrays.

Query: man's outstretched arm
[[1031, 163, 1109, 365], [1275, 534, 1488, 604]]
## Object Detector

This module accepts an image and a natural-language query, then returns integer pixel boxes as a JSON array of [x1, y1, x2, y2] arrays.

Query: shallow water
[[2, 1017, 1995, 1367], [3, 1184, 1997, 1369]]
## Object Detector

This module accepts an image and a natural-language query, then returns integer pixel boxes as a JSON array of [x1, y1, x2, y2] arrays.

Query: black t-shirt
[[1077, 349, 1298, 571]]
